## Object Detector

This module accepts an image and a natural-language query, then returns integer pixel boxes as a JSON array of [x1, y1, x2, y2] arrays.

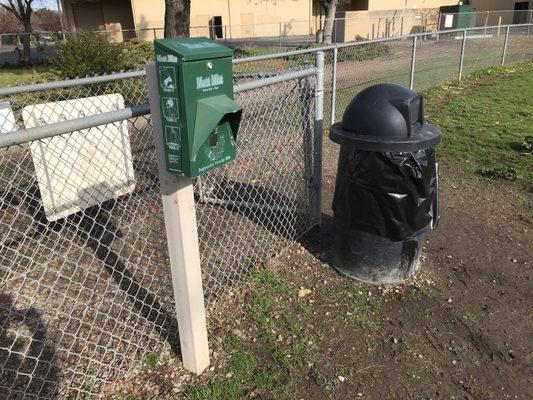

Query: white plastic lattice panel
[[0, 101, 16, 133], [22, 94, 136, 221]]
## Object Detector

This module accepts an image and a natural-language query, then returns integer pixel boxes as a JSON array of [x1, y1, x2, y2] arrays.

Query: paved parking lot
[[0, 43, 57, 65]]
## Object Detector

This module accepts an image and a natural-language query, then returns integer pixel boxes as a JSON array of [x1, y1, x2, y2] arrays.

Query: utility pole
[[56, 0, 65, 35], [227, 0, 232, 38]]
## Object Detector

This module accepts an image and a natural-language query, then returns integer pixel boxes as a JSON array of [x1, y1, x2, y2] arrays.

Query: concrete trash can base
[[332, 225, 425, 285], [329, 83, 440, 285]]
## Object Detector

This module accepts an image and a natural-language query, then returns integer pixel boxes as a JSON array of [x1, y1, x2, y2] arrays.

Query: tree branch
[[1, 0, 24, 23], [1, 1, 23, 22]]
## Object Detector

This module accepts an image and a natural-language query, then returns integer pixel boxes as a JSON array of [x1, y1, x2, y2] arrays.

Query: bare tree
[[316, 0, 349, 44], [0, 7, 22, 33], [164, 0, 190, 38], [0, 0, 34, 63]]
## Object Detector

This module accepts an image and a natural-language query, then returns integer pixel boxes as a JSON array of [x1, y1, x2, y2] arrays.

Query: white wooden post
[[501, 26, 510, 66], [146, 62, 210, 374], [458, 30, 467, 80]]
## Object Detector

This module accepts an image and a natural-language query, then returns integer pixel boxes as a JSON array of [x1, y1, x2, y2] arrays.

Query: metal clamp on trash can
[[329, 83, 440, 285]]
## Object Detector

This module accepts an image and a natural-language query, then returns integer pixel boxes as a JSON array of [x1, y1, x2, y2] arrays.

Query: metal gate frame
[[196, 56, 324, 225]]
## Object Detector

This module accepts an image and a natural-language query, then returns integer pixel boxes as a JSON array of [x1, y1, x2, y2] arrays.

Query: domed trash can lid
[[330, 83, 440, 152]]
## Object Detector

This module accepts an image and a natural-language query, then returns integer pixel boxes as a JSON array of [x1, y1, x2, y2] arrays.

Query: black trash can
[[329, 83, 440, 285]]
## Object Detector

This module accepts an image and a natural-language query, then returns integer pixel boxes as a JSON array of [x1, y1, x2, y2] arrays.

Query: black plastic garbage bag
[[332, 148, 438, 242]]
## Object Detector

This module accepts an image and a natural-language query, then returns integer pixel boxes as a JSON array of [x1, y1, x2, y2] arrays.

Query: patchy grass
[[452, 342, 481, 367], [187, 336, 265, 400], [424, 62, 533, 187], [249, 268, 291, 342], [187, 266, 317, 400], [0, 65, 51, 88], [345, 282, 376, 330], [478, 165, 520, 181], [424, 363, 442, 378], [403, 282, 432, 301], [144, 351, 163, 371], [521, 135, 533, 153]]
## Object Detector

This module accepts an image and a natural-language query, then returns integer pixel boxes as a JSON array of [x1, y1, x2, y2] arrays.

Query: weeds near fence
[[520, 136, 533, 153]]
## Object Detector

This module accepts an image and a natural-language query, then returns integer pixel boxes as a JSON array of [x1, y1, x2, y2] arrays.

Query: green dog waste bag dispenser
[[154, 38, 242, 178]]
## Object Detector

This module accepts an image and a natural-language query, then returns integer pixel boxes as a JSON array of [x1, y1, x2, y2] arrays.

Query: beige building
[[59, 0, 530, 43], [334, 0, 459, 40], [60, 0, 318, 42]]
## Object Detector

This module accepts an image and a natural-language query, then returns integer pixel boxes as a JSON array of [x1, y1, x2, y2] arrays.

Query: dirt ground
[[179, 136, 532, 400], [104, 61, 533, 399], [288, 139, 533, 399]]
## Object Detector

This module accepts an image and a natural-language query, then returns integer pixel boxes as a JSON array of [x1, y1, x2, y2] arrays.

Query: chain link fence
[[325, 24, 533, 127], [0, 22, 532, 399], [0, 66, 318, 397], [233, 23, 532, 128], [2, 9, 531, 65]]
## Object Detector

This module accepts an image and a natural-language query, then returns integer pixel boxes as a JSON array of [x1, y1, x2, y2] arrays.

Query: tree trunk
[[21, 23, 32, 64], [322, 1, 337, 44], [164, 0, 191, 38]]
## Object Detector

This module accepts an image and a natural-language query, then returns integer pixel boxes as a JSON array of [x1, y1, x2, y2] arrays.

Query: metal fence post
[[146, 62, 210, 375], [279, 22, 282, 50], [301, 66, 314, 218], [458, 29, 467, 80], [436, 13, 441, 41], [528, 11, 532, 36], [313, 51, 325, 225], [409, 35, 417, 91], [501, 25, 510, 66], [330, 46, 338, 125]]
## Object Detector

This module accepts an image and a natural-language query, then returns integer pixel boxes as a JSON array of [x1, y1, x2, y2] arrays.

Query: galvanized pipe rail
[[0, 103, 149, 148], [0, 70, 147, 97], [234, 67, 315, 93], [0, 68, 317, 149]]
